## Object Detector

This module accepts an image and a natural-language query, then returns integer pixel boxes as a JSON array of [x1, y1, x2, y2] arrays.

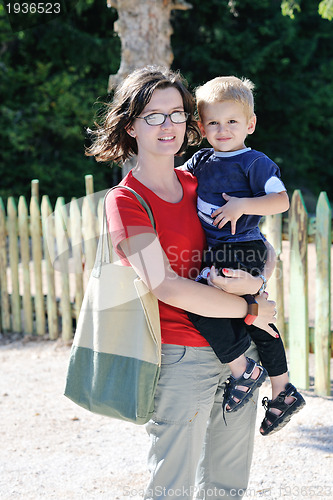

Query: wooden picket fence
[[0, 175, 101, 340], [0, 175, 332, 396], [262, 191, 332, 396]]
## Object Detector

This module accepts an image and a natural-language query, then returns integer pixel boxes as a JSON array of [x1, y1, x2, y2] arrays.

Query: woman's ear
[[126, 125, 136, 138]]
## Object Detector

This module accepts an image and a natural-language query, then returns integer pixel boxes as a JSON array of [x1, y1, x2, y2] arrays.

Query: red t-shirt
[[106, 169, 210, 347]]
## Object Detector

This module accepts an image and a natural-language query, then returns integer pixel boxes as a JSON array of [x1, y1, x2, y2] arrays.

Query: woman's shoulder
[[175, 166, 198, 186], [105, 172, 147, 221], [107, 171, 146, 202]]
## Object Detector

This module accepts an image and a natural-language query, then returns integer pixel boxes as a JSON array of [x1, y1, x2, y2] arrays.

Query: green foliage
[[281, 1, 301, 18], [1, 0, 333, 206], [0, 0, 121, 205], [172, 0, 333, 202], [282, 0, 333, 20], [318, 0, 333, 19]]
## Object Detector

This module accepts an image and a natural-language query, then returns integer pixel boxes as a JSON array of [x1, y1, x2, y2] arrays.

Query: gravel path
[[1, 339, 332, 500]]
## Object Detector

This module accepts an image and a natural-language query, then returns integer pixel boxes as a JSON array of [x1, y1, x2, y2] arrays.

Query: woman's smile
[[158, 135, 176, 142]]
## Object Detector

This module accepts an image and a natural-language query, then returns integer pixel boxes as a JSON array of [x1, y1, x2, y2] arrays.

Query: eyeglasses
[[135, 111, 189, 126]]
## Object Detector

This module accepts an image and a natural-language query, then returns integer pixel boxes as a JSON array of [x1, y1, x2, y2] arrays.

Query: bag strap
[[92, 185, 155, 278]]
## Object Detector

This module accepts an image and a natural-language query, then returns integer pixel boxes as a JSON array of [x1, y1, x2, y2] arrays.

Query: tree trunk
[[107, 0, 192, 91], [107, 0, 192, 175]]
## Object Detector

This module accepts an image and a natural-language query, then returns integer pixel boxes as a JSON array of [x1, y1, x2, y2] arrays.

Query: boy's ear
[[247, 114, 257, 135], [198, 121, 206, 137]]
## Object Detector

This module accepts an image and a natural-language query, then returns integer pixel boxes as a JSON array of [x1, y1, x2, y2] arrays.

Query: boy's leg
[[247, 323, 288, 378], [189, 240, 263, 365], [188, 244, 253, 366], [247, 323, 290, 401], [247, 325, 305, 434], [187, 267, 262, 413], [225, 354, 266, 411], [194, 343, 260, 500], [187, 311, 264, 413], [187, 313, 251, 364], [269, 372, 290, 399]]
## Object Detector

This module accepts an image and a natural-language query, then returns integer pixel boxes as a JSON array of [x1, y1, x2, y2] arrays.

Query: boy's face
[[199, 100, 256, 152]]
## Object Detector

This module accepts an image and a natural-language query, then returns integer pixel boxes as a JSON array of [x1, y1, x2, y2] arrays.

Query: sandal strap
[[231, 358, 266, 389], [262, 383, 299, 413], [263, 409, 280, 424], [223, 358, 267, 414], [260, 384, 306, 436]]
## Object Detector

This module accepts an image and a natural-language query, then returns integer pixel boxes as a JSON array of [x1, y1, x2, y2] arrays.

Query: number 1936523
[[6, 3, 61, 14]]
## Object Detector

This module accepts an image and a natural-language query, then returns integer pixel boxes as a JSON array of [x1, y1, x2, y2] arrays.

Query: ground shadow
[[297, 424, 333, 453]]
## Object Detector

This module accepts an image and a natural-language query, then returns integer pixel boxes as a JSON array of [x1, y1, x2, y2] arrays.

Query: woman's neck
[[132, 156, 183, 203]]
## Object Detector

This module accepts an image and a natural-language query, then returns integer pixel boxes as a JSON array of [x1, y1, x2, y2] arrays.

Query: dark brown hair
[[85, 66, 201, 164]]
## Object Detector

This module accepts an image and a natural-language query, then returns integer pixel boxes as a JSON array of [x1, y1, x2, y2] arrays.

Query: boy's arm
[[212, 191, 289, 234], [240, 191, 289, 215]]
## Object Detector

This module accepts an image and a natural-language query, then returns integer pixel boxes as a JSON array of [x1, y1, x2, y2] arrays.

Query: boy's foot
[[260, 383, 306, 436], [223, 358, 267, 413]]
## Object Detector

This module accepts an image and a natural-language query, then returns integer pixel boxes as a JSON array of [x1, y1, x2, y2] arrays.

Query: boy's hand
[[211, 193, 246, 235]]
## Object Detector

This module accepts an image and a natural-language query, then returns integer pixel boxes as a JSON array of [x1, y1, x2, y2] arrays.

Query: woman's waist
[[158, 301, 210, 347]]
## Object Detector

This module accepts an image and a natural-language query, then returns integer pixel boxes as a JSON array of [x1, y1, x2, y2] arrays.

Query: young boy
[[185, 76, 305, 435]]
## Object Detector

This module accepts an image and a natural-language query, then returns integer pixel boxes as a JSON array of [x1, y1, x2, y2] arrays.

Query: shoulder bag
[[64, 186, 161, 424]]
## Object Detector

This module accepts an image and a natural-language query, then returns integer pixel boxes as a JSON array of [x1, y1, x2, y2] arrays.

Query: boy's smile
[[199, 100, 256, 153]]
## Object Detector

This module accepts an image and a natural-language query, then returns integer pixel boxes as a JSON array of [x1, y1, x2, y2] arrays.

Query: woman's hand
[[208, 266, 263, 296], [253, 293, 278, 337]]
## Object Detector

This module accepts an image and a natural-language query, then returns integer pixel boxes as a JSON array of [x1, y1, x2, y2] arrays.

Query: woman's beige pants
[[144, 343, 259, 500]]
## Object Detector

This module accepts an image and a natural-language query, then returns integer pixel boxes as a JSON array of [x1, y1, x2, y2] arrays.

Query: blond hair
[[195, 76, 255, 121]]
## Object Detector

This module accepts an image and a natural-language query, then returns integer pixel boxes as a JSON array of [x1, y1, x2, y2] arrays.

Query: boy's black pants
[[188, 240, 287, 377]]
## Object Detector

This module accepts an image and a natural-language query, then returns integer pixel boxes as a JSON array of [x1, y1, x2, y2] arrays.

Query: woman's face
[[127, 87, 187, 161]]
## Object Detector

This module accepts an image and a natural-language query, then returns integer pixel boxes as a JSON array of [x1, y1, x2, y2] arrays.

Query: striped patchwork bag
[[64, 186, 161, 424]]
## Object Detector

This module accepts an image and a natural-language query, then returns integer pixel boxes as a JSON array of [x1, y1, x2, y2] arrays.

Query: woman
[[86, 66, 276, 500]]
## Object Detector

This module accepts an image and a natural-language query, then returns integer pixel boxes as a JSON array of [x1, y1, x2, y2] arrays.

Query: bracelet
[[243, 294, 258, 325], [257, 274, 267, 295]]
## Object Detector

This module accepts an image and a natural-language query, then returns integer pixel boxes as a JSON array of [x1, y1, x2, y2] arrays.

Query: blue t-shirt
[[184, 147, 286, 247]]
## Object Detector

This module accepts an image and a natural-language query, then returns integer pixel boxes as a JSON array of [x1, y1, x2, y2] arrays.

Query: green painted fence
[[0, 176, 332, 396]]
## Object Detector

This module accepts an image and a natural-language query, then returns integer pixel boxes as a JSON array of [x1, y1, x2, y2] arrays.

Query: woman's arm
[[209, 240, 276, 296], [119, 232, 277, 335]]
